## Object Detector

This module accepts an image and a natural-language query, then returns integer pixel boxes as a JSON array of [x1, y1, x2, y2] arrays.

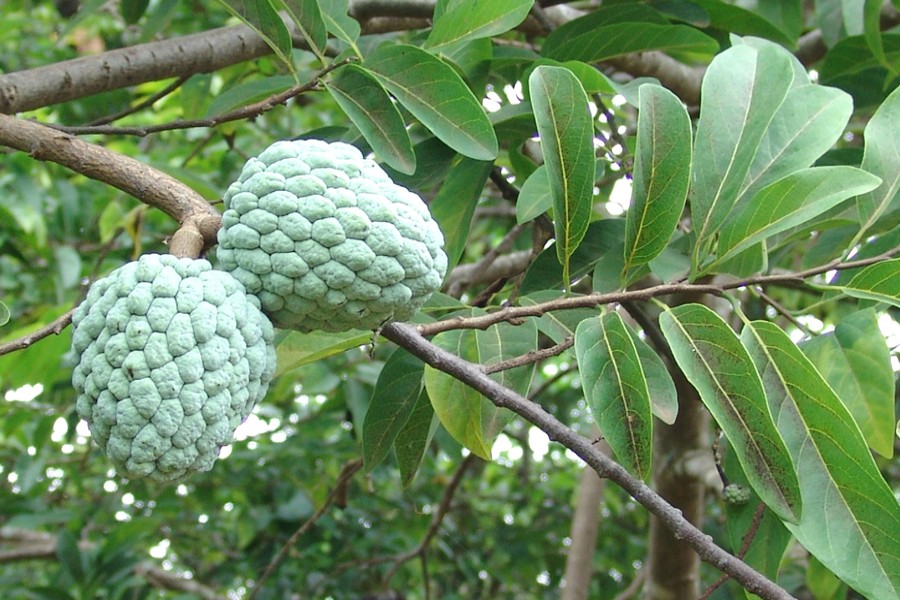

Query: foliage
[[0, 1, 898, 599]]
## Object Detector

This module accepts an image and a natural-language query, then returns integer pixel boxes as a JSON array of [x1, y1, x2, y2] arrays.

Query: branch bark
[[380, 322, 795, 600]]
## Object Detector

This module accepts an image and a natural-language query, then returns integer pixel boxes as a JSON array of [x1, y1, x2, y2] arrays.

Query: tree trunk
[[644, 376, 710, 600], [561, 440, 611, 600]]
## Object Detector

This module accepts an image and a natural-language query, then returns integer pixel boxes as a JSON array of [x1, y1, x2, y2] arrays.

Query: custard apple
[[215, 139, 448, 332], [70, 254, 277, 482]]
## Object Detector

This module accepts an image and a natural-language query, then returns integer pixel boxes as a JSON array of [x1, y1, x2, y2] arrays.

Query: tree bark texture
[[561, 439, 611, 600]]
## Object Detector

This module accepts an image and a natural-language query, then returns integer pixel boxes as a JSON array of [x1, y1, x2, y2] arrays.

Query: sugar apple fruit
[[215, 139, 448, 332], [70, 254, 277, 482]]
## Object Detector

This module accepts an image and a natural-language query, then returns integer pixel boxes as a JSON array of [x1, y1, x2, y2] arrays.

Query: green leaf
[[394, 390, 438, 486], [520, 219, 626, 295], [688, 0, 795, 47], [741, 321, 900, 600], [623, 84, 692, 272], [0, 301, 9, 327], [802, 309, 895, 458], [274, 329, 372, 376], [543, 5, 717, 62], [625, 326, 678, 425], [97, 199, 125, 244], [857, 84, 900, 235], [424, 316, 536, 459], [843, 258, 900, 307], [205, 75, 295, 117], [429, 158, 492, 270], [277, 0, 327, 60], [515, 165, 552, 224], [57, 530, 85, 583], [424, 329, 499, 459], [659, 304, 801, 523], [737, 84, 853, 206], [121, 0, 150, 24], [690, 44, 794, 270], [363, 348, 425, 471], [713, 167, 881, 268], [324, 65, 416, 174], [575, 313, 653, 480], [53, 245, 82, 290], [426, 0, 533, 51], [819, 34, 900, 109], [365, 44, 498, 161], [528, 65, 595, 289], [864, 0, 894, 73], [216, 0, 294, 72], [318, 0, 360, 47]]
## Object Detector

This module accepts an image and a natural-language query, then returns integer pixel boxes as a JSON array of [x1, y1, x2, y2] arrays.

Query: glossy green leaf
[[217, 0, 294, 70], [543, 5, 717, 62], [625, 326, 678, 425], [742, 321, 900, 600], [363, 348, 425, 471], [205, 75, 295, 117], [429, 158, 492, 270], [843, 258, 900, 307], [274, 329, 372, 376], [426, 0, 533, 51], [737, 85, 853, 206], [0, 302, 9, 327], [520, 219, 625, 295], [516, 165, 552, 224], [394, 390, 438, 486], [864, 0, 894, 73], [325, 65, 416, 174], [688, 0, 795, 47], [424, 316, 536, 459], [365, 44, 498, 160], [819, 34, 900, 109], [659, 304, 801, 523], [801, 309, 895, 458], [623, 84, 691, 272], [690, 44, 794, 270], [278, 0, 327, 60], [528, 65, 595, 289], [757, 0, 802, 40], [714, 167, 881, 267], [575, 313, 653, 480], [318, 0, 360, 46], [857, 84, 900, 235]]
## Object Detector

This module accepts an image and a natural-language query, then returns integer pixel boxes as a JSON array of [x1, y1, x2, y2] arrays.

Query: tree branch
[[423, 249, 900, 336], [0, 113, 221, 256], [0, 309, 75, 358], [380, 322, 794, 600]]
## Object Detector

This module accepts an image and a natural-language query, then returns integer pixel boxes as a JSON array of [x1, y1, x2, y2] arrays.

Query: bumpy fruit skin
[[216, 139, 448, 332], [723, 483, 751, 505], [70, 254, 277, 482]]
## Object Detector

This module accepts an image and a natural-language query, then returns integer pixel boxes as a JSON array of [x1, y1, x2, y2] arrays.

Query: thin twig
[[51, 59, 353, 137], [753, 288, 814, 337], [0, 309, 75, 357], [699, 502, 767, 600], [247, 458, 363, 600], [89, 75, 190, 126], [483, 337, 574, 374], [382, 454, 477, 584]]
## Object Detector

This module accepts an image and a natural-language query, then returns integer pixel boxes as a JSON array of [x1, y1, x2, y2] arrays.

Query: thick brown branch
[[381, 321, 795, 600], [0, 114, 221, 255]]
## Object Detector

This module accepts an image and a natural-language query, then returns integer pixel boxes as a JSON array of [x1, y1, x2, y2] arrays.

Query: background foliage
[[1, 1, 899, 599]]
